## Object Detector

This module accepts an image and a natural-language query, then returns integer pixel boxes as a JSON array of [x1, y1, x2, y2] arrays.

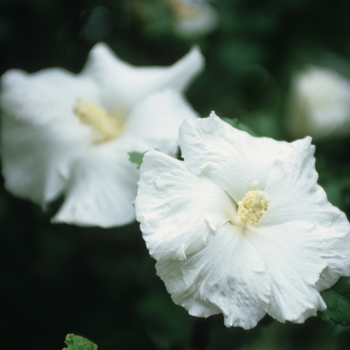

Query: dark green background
[[1, 0, 350, 349]]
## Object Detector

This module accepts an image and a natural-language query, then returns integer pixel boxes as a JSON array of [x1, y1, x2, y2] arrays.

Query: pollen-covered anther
[[73, 99, 123, 143], [236, 181, 269, 228]]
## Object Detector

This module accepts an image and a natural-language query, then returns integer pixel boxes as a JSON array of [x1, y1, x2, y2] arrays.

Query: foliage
[[221, 117, 258, 136], [128, 151, 145, 169], [320, 277, 350, 326], [1, 0, 350, 349], [63, 334, 97, 350]]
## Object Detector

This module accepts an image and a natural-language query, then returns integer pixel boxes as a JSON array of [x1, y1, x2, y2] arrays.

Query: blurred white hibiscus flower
[[165, 0, 219, 38], [288, 66, 350, 139], [1, 43, 204, 227]]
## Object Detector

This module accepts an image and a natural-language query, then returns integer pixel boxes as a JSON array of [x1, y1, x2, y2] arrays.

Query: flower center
[[73, 99, 123, 143], [235, 181, 269, 228]]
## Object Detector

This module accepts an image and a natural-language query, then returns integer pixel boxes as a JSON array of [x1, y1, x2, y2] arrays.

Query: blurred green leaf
[[128, 151, 146, 169], [221, 117, 258, 136], [320, 277, 350, 326], [63, 334, 97, 350]]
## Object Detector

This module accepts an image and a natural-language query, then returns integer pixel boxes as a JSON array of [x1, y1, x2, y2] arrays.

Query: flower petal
[[135, 150, 235, 260], [1, 69, 96, 205], [178, 112, 293, 202], [52, 137, 148, 228], [155, 223, 271, 329], [83, 43, 204, 111], [246, 221, 349, 323], [125, 89, 198, 155], [261, 137, 350, 232]]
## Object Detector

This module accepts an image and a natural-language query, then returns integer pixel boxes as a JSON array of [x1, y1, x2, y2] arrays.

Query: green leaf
[[221, 117, 258, 136], [128, 151, 146, 169], [63, 334, 97, 350], [319, 277, 350, 326]]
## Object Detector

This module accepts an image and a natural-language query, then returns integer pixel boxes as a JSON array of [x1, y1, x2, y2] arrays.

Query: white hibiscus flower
[[165, 0, 219, 38], [287, 66, 350, 139], [1, 43, 204, 227], [135, 112, 350, 329]]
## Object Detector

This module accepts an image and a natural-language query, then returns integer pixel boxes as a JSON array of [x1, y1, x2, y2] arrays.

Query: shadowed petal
[[156, 223, 270, 329], [52, 137, 149, 227], [135, 150, 235, 260]]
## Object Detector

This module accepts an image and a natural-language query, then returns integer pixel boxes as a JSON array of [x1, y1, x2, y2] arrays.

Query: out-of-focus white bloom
[[288, 66, 350, 139], [165, 0, 218, 37], [1, 43, 204, 227], [135, 112, 350, 329]]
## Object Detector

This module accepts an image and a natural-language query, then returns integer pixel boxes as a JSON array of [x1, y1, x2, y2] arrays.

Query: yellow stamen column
[[235, 181, 269, 230], [73, 100, 123, 143]]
